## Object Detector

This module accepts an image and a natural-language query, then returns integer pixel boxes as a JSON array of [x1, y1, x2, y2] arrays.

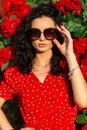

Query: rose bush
[[0, 0, 87, 129], [0, 0, 32, 72]]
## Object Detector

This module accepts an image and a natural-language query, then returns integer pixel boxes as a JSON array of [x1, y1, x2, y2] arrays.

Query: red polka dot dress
[[0, 66, 78, 130]]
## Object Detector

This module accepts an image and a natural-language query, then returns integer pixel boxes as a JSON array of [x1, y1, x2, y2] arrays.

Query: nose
[[39, 32, 45, 41]]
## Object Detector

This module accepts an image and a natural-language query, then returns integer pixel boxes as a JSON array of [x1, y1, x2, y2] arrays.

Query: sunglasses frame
[[28, 28, 58, 41]]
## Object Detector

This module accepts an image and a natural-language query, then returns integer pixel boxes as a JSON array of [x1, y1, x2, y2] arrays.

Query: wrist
[[66, 53, 76, 63], [68, 65, 79, 79], [66, 53, 79, 72]]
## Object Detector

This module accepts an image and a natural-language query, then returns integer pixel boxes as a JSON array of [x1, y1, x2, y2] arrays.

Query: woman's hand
[[53, 25, 74, 59], [20, 127, 35, 130]]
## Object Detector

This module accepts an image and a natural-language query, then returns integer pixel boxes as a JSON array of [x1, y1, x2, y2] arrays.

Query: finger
[[53, 39, 62, 49], [56, 25, 61, 32], [56, 25, 72, 42], [57, 24, 69, 33], [56, 25, 71, 36]]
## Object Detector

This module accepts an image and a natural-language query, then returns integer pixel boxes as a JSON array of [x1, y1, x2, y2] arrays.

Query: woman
[[0, 3, 87, 130]]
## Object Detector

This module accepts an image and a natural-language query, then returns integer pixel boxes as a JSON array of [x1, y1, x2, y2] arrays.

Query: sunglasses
[[27, 28, 58, 41]]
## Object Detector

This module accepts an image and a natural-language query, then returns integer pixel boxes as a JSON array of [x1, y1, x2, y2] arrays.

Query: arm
[[66, 53, 87, 108], [0, 98, 35, 130], [53, 25, 87, 108], [0, 97, 14, 130]]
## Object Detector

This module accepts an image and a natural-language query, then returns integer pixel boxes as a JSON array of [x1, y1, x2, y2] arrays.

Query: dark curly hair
[[13, 3, 64, 75]]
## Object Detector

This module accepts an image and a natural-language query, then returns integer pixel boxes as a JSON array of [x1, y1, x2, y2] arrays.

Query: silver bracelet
[[68, 65, 79, 79]]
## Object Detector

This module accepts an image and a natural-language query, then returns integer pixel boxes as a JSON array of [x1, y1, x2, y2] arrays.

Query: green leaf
[[83, 3, 87, 24], [72, 26, 87, 37], [10, 15, 17, 19], [3, 38, 12, 46], [1, 61, 10, 72], [0, 41, 5, 48], [63, 14, 74, 21], [26, 1, 37, 7], [81, 28, 87, 37], [76, 114, 87, 124], [83, 110, 87, 115], [26, 0, 51, 7], [64, 20, 87, 37], [1, 60, 14, 72]]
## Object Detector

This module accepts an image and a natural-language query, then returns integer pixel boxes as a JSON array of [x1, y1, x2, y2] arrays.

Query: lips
[[38, 43, 47, 47]]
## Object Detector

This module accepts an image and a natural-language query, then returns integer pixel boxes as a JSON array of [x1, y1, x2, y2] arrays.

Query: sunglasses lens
[[44, 28, 57, 40], [30, 28, 40, 40], [27, 28, 57, 40]]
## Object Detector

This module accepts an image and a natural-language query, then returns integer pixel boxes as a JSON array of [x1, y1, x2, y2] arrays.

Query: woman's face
[[31, 16, 56, 53]]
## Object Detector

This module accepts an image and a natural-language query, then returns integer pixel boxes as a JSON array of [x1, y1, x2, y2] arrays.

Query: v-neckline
[[31, 71, 50, 84]]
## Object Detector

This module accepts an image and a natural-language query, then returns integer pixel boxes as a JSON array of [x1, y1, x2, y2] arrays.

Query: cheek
[[32, 41, 37, 48], [48, 41, 54, 48]]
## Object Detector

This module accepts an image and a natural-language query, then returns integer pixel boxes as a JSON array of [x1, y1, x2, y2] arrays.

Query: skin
[[0, 16, 87, 130], [31, 16, 54, 64]]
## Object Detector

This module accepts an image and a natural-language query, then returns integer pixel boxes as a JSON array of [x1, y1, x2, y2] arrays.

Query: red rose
[[82, 124, 87, 130], [1, 12, 21, 37], [73, 38, 87, 56], [81, 55, 87, 66], [18, 5, 32, 18], [54, 0, 72, 14], [2, 0, 26, 12], [73, 38, 87, 81], [0, 46, 14, 68], [72, 0, 82, 11], [81, 65, 87, 81], [2, 0, 13, 12], [1, 0, 32, 37], [54, 0, 82, 15]]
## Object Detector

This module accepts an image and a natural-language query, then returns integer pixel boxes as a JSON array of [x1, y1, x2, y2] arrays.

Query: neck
[[34, 50, 52, 66]]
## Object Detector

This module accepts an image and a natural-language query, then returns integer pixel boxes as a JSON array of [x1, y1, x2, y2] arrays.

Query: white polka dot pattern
[[0, 66, 78, 130]]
